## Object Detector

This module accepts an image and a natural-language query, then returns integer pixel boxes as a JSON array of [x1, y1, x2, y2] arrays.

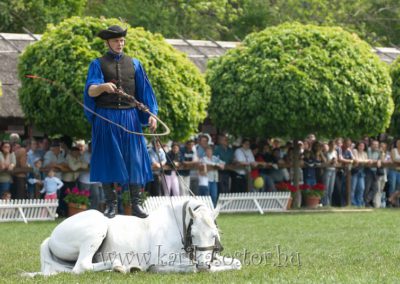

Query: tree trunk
[[293, 139, 301, 208]]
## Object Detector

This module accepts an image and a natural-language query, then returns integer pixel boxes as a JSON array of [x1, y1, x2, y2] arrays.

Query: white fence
[[0, 199, 58, 223], [143, 196, 213, 213], [143, 192, 290, 215], [216, 192, 291, 214]]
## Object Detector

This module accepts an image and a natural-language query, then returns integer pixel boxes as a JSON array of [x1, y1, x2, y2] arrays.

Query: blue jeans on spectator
[[208, 181, 218, 207], [305, 178, 316, 187], [260, 174, 276, 192], [0, 182, 11, 197], [322, 169, 336, 206], [351, 170, 365, 207], [388, 169, 400, 197]]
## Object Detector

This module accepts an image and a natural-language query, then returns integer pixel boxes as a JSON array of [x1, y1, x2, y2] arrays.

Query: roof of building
[[0, 32, 399, 120]]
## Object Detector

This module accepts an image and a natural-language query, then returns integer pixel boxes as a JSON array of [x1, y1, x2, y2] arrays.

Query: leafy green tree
[[84, 0, 241, 40], [207, 22, 393, 139], [0, 0, 86, 33], [18, 16, 210, 140]]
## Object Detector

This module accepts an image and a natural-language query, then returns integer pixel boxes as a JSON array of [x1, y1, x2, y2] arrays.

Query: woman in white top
[[351, 141, 370, 207]]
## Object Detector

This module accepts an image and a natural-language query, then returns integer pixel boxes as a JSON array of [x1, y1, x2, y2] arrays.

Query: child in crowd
[[40, 169, 63, 200], [1, 191, 11, 200], [27, 157, 45, 199]]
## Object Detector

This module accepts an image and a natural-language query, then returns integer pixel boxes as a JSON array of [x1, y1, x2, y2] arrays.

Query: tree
[[207, 22, 393, 139], [84, 0, 241, 40], [0, 0, 86, 33], [18, 16, 210, 140]]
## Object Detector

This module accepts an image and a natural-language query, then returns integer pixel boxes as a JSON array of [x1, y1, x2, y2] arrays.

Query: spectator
[[258, 143, 276, 192], [374, 142, 390, 208], [12, 146, 28, 199], [0, 141, 16, 197], [147, 140, 167, 196], [43, 141, 66, 180], [199, 146, 225, 207], [79, 142, 102, 210], [351, 141, 369, 207], [27, 139, 42, 167], [214, 134, 234, 194], [337, 138, 354, 206], [164, 142, 181, 196], [196, 134, 209, 159], [40, 169, 63, 200], [322, 140, 337, 206], [178, 140, 198, 196], [388, 139, 400, 206], [364, 140, 382, 207], [232, 139, 257, 193], [27, 157, 44, 199]]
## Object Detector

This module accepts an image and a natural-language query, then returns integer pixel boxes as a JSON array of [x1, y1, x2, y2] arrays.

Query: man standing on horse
[[83, 25, 158, 218]]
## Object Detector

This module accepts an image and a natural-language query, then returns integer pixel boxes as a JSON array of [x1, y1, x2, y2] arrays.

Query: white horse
[[35, 199, 241, 275]]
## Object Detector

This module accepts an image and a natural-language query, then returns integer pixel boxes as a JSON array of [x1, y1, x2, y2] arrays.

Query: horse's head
[[183, 200, 223, 270]]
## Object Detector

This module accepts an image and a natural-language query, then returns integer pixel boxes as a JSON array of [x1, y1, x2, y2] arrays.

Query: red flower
[[300, 184, 311, 190], [72, 187, 79, 194], [312, 183, 325, 191], [65, 188, 71, 195]]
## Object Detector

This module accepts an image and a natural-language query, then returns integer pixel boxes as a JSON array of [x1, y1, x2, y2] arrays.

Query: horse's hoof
[[112, 265, 127, 274], [129, 266, 142, 273]]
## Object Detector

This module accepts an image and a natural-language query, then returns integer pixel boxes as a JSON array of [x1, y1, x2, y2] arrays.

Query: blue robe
[[83, 53, 158, 185]]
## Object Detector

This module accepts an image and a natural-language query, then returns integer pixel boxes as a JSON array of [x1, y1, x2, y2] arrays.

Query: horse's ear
[[188, 207, 198, 219]]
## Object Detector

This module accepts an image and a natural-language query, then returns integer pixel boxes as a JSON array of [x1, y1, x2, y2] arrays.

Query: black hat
[[98, 25, 127, 40]]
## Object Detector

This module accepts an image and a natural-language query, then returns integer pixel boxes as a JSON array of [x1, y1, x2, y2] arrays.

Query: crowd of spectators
[[1, 132, 400, 215]]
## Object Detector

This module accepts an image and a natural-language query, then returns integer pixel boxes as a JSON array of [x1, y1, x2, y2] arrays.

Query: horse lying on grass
[[28, 199, 241, 276]]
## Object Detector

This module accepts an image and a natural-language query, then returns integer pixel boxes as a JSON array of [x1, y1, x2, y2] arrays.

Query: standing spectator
[[40, 169, 63, 200], [322, 140, 337, 206], [303, 150, 317, 186], [43, 141, 66, 180], [164, 143, 181, 196], [199, 146, 225, 207], [232, 139, 257, 193], [27, 157, 44, 199], [0, 141, 16, 197], [27, 139, 42, 167], [214, 134, 234, 194], [337, 138, 354, 206], [374, 142, 390, 208], [364, 140, 382, 207], [63, 146, 87, 191], [12, 147, 29, 199], [79, 143, 102, 210], [178, 140, 198, 196], [196, 134, 209, 159], [351, 141, 369, 207], [388, 139, 400, 206], [311, 141, 326, 183], [147, 140, 167, 196]]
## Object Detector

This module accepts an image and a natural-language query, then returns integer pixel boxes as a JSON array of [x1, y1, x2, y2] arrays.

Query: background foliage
[[18, 17, 210, 140], [0, 0, 86, 33], [206, 22, 393, 139]]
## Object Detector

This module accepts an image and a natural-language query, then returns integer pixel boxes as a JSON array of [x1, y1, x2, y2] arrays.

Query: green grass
[[1, 210, 400, 283]]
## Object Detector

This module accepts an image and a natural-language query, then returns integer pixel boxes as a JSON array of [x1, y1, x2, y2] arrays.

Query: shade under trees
[[18, 16, 210, 140]]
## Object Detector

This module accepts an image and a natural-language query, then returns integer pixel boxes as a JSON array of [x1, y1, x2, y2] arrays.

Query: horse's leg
[[40, 238, 73, 275], [72, 233, 107, 274]]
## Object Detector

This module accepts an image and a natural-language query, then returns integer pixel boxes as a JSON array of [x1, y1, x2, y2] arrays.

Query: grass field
[[0, 209, 399, 283]]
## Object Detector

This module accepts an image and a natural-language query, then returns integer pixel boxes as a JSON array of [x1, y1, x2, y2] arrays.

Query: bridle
[[181, 201, 223, 266]]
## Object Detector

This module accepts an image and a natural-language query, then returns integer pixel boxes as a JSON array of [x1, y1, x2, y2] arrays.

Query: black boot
[[103, 183, 117, 218], [129, 185, 148, 218]]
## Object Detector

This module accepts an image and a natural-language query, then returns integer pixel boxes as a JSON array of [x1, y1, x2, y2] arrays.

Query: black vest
[[94, 53, 136, 109]]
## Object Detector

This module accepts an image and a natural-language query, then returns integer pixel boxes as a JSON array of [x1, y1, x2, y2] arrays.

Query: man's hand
[[101, 82, 118, 93], [149, 116, 157, 132]]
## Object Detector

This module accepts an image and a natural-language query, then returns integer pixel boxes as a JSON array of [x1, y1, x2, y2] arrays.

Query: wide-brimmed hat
[[98, 25, 127, 40]]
